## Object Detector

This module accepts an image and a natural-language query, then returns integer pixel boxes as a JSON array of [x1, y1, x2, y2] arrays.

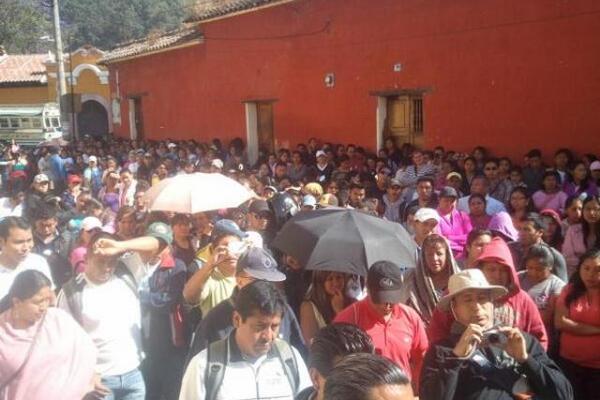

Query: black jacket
[[420, 331, 573, 400]]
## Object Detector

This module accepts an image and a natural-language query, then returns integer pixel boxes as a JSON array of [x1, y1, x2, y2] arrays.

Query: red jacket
[[427, 237, 548, 349]]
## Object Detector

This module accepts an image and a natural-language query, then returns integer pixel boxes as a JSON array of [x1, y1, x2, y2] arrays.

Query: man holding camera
[[420, 269, 572, 400]]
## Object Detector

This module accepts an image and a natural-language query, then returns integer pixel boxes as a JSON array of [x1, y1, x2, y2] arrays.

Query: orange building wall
[[108, 0, 600, 159]]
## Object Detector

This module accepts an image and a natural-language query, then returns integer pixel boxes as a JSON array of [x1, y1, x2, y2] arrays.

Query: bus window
[[32, 118, 42, 128], [51, 118, 60, 127], [45, 118, 51, 128], [20, 118, 32, 128], [0, 118, 8, 128], [9, 118, 20, 128]]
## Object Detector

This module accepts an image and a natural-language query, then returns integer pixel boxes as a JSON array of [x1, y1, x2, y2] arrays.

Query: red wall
[[109, 0, 600, 160]]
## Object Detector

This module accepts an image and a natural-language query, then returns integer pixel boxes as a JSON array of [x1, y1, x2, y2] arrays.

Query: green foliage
[[0, 0, 52, 53], [59, 0, 188, 50]]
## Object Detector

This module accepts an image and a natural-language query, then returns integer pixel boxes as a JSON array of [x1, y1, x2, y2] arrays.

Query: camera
[[481, 327, 508, 347]]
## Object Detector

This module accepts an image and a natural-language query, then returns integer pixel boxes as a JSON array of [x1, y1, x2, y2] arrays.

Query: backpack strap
[[205, 337, 228, 400], [273, 339, 299, 396], [61, 274, 87, 325]]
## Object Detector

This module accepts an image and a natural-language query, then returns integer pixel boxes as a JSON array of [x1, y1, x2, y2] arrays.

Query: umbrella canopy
[[272, 208, 417, 276], [36, 138, 69, 147], [144, 172, 254, 214]]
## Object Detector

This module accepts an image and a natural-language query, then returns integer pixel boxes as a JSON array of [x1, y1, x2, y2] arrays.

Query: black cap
[[236, 247, 285, 282], [439, 186, 459, 199], [367, 261, 403, 304], [248, 199, 271, 215]]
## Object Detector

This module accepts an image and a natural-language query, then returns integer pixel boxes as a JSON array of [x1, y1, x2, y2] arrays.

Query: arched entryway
[[77, 100, 109, 137]]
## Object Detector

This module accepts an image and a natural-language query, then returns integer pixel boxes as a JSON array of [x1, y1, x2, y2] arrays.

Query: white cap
[[81, 216, 102, 232], [590, 160, 600, 171], [211, 159, 223, 169], [88, 155, 98, 163], [414, 207, 440, 223], [316, 150, 327, 158], [167, 142, 177, 148], [33, 173, 49, 183]]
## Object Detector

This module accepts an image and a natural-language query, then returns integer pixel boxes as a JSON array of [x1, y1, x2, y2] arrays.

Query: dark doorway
[[131, 97, 144, 141], [257, 102, 274, 154], [77, 100, 108, 137]]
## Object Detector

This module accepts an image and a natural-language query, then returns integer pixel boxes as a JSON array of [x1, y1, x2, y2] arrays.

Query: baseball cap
[[437, 269, 507, 311], [248, 199, 271, 215], [33, 173, 50, 184], [211, 159, 224, 169], [414, 207, 440, 223], [264, 185, 278, 193], [88, 155, 97, 163], [367, 261, 404, 304], [439, 186, 459, 199], [67, 174, 82, 185], [316, 150, 327, 158], [302, 194, 317, 208], [446, 172, 463, 181], [211, 219, 248, 242], [145, 222, 173, 245], [389, 178, 402, 187], [167, 142, 177, 148], [81, 216, 103, 232], [590, 161, 600, 171], [236, 247, 285, 282]]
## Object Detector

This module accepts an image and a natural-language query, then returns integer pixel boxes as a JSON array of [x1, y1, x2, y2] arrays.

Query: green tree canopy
[[0, 0, 51, 53], [60, 0, 189, 51]]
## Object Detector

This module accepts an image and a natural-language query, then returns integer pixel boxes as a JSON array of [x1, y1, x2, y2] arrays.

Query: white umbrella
[[144, 172, 254, 213]]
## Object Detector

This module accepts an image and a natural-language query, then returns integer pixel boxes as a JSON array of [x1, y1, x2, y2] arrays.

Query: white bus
[[0, 103, 63, 146]]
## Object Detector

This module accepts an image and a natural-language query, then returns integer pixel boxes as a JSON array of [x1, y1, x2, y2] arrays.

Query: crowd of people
[[0, 135, 599, 400]]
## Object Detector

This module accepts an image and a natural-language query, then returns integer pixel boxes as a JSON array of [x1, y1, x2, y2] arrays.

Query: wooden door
[[385, 96, 410, 145], [257, 102, 274, 154], [133, 97, 144, 141]]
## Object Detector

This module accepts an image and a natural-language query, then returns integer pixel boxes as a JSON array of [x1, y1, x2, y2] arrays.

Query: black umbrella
[[272, 207, 417, 276]]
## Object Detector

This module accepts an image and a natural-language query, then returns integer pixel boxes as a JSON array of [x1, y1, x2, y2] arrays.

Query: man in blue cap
[[187, 246, 305, 365]]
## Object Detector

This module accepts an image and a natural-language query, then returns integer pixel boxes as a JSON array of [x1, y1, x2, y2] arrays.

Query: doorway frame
[[243, 98, 278, 166]]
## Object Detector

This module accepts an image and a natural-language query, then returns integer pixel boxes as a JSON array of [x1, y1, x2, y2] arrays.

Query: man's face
[[591, 169, 600, 181], [554, 152, 568, 169], [0, 227, 34, 264], [247, 211, 270, 231], [172, 220, 191, 238], [438, 196, 456, 213], [529, 156, 542, 169], [85, 253, 119, 284], [275, 165, 287, 178], [347, 146, 356, 157], [416, 181, 433, 200], [292, 153, 302, 164], [234, 311, 282, 358], [121, 172, 132, 186], [452, 289, 494, 328], [35, 181, 49, 193], [414, 219, 438, 239], [369, 297, 394, 318], [480, 261, 511, 287], [135, 191, 147, 211], [368, 384, 414, 400], [214, 235, 241, 276], [518, 221, 543, 247], [470, 178, 488, 196], [349, 188, 365, 206], [483, 162, 498, 180], [35, 218, 57, 239], [386, 185, 401, 199], [412, 152, 424, 165]]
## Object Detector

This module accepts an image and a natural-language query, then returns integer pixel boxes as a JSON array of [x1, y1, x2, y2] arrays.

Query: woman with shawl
[[399, 234, 461, 325]]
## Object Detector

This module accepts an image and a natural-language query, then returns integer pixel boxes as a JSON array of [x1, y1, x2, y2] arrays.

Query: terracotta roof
[[0, 54, 48, 85], [185, 0, 292, 23], [100, 28, 203, 64]]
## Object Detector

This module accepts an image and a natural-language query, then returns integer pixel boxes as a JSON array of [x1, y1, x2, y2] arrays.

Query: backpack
[[204, 337, 299, 400], [61, 262, 138, 325]]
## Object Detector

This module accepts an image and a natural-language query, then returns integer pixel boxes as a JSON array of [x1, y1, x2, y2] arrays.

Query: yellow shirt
[[199, 268, 236, 316]]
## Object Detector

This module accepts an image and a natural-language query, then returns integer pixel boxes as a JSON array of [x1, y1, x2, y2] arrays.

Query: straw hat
[[438, 269, 507, 310]]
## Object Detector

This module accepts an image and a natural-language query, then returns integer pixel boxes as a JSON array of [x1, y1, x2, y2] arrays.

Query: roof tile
[[185, 0, 291, 23], [0, 54, 49, 85]]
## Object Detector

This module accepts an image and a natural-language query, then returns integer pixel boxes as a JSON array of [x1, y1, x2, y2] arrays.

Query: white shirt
[[0, 253, 53, 299], [180, 338, 311, 400], [57, 275, 142, 376], [457, 194, 507, 215], [0, 197, 23, 218]]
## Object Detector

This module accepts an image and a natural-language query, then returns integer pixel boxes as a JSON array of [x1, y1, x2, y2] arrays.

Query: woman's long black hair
[[565, 248, 600, 307], [0, 270, 52, 313], [581, 195, 600, 250]]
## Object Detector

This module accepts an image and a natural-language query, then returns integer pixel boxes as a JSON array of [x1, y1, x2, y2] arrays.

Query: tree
[[0, 0, 52, 53], [59, 0, 189, 51]]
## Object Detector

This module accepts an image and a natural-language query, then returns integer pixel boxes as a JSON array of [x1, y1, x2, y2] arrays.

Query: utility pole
[[52, 0, 69, 137]]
